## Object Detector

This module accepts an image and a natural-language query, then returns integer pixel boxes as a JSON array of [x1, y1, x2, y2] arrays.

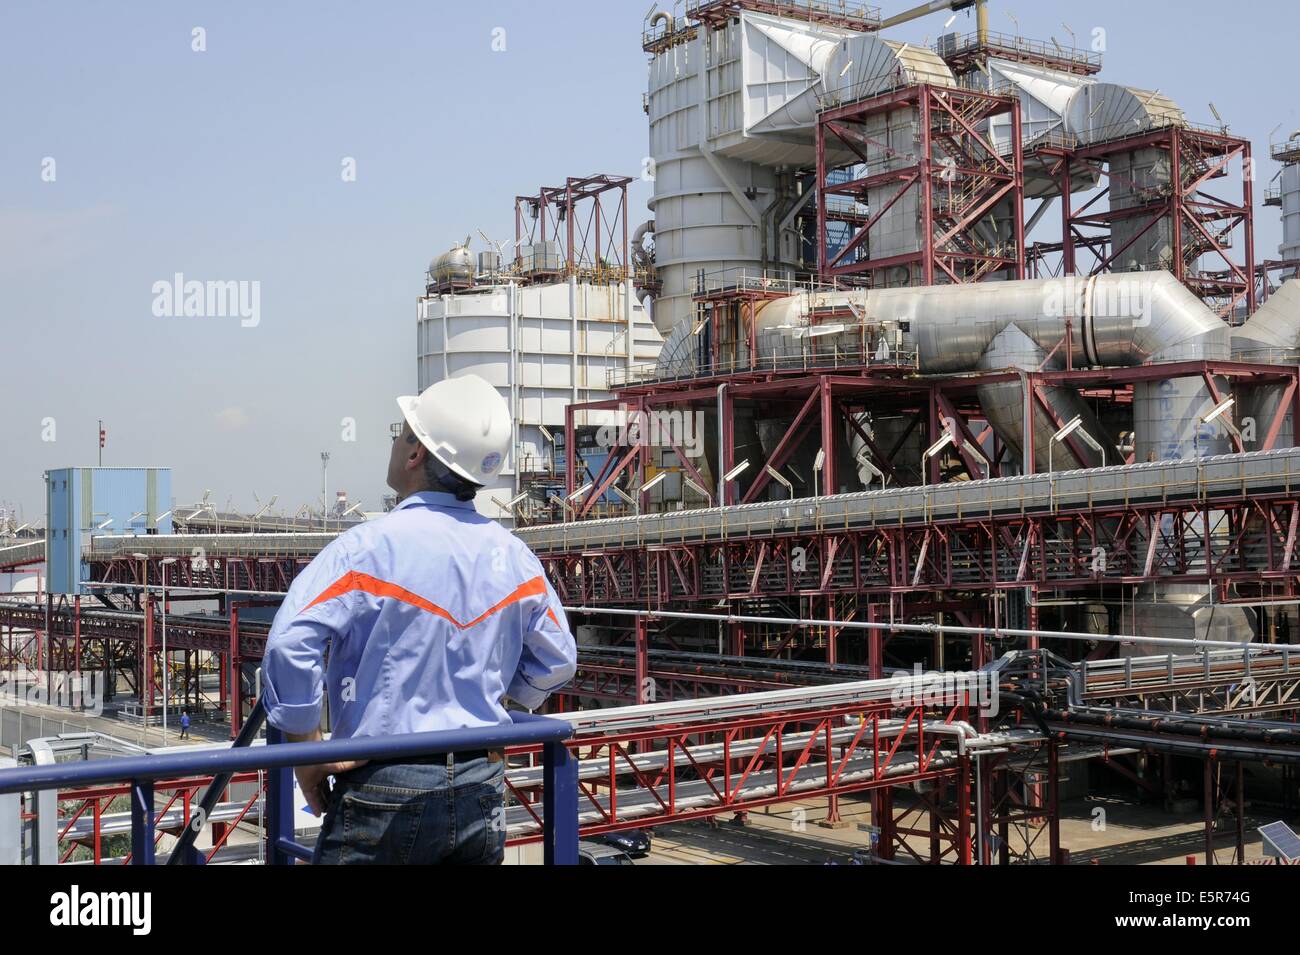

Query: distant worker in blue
[[260, 374, 577, 865], [179, 710, 190, 740]]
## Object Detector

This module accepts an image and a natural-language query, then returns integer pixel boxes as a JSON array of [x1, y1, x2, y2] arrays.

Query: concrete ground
[[1, 698, 229, 756]]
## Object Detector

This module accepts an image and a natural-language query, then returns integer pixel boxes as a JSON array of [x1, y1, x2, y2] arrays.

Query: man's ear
[[407, 441, 425, 471]]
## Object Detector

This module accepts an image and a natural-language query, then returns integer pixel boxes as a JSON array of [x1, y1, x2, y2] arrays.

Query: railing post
[[0, 758, 18, 866], [264, 725, 297, 865], [130, 778, 155, 865], [542, 740, 579, 865]]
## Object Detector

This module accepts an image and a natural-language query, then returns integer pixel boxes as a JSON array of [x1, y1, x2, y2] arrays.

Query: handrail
[[0, 702, 579, 865]]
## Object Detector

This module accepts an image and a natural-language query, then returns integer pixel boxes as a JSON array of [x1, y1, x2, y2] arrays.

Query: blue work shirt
[[261, 491, 576, 738]]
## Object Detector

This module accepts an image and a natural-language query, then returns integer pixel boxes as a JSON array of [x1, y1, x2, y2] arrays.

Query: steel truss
[[506, 697, 972, 845], [1029, 125, 1255, 318], [538, 489, 1300, 610], [816, 84, 1026, 286], [514, 174, 632, 282]]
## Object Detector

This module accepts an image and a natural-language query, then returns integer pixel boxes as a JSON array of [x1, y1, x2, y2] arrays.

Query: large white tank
[[417, 277, 663, 520], [646, 12, 863, 337]]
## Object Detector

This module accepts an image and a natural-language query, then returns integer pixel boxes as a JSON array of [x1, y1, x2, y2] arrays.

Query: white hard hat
[[396, 375, 511, 486]]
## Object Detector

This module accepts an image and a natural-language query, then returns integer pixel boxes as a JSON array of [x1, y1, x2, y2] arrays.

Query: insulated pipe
[[1232, 279, 1300, 449], [975, 322, 1112, 471], [878, 0, 978, 31], [648, 11, 673, 36], [752, 272, 1232, 468], [631, 219, 655, 271]]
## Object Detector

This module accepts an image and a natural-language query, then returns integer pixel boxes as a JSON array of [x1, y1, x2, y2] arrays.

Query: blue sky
[[2, 0, 1296, 522]]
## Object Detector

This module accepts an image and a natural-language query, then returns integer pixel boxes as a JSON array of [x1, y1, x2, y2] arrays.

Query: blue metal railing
[[0, 702, 579, 865]]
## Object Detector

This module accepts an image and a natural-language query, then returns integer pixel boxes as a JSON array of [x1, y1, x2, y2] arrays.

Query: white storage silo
[[417, 275, 663, 521]]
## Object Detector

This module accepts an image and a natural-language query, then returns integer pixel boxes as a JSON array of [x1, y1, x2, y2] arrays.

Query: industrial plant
[[4, 0, 1300, 875]]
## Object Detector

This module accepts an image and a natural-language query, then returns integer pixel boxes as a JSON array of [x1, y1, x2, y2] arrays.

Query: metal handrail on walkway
[[0, 701, 579, 865]]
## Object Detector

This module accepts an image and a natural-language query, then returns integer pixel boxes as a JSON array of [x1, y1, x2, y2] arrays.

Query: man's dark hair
[[409, 433, 480, 501]]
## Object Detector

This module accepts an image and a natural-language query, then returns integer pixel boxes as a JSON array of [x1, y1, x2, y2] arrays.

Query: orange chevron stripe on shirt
[[302, 570, 552, 630]]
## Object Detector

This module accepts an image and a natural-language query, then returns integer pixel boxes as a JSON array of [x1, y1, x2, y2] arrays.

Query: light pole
[[722, 459, 750, 504], [640, 471, 668, 511], [1199, 397, 1241, 450], [132, 552, 150, 722], [813, 449, 826, 497], [159, 557, 176, 734], [610, 485, 639, 515], [922, 431, 955, 485], [1049, 414, 1107, 473], [320, 452, 331, 530], [682, 474, 713, 506], [763, 464, 794, 499], [490, 491, 530, 523], [856, 450, 886, 488]]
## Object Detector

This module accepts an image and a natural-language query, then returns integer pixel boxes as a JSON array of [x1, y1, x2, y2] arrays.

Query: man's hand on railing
[[285, 728, 368, 815]]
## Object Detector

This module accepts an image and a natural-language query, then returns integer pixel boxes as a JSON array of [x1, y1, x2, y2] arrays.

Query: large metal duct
[[960, 57, 1101, 200], [1122, 588, 1256, 652], [974, 323, 1110, 472], [1062, 84, 1185, 146], [1231, 279, 1300, 449], [751, 271, 1230, 470]]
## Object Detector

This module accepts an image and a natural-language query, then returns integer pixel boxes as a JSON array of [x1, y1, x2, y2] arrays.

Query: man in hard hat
[[260, 374, 576, 865]]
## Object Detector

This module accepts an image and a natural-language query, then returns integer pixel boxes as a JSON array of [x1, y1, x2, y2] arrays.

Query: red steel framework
[[566, 354, 1296, 514], [514, 174, 632, 282], [1026, 124, 1256, 318], [816, 83, 1026, 286]]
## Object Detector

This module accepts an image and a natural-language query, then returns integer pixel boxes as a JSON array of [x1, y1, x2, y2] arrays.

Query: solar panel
[[1258, 821, 1300, 861]]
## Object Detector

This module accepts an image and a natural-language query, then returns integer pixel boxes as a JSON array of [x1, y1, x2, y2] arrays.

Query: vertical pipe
[[1171, 129, 1184, 284], [1243, 142, 1257, 316], [515, 198, 522, 269], [566, 181, 576, 276], [228, 605, 242, 740], [564, 404, 576, 499], [920, 87, 935, 286], [634, 615, 648, 705], [1022, 371, 1035, 475], [1061, 160, 1075, 275], [817, 111, 827, 279], [718, 384, 732, 504], [621, 184, 630, 279], [73, 595, 81, 694], [143, 592, 153, 723], [1011, 100, 1026, 279]]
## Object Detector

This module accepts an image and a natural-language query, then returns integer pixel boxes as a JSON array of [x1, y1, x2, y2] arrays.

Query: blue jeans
[[312, 755, 506, 865]]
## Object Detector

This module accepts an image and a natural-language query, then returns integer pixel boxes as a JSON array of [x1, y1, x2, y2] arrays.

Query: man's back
[[261, 490, 575, 740]]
